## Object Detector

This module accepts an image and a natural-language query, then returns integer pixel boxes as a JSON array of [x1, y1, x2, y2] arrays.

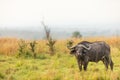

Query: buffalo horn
[[78, 44, 91, 50]]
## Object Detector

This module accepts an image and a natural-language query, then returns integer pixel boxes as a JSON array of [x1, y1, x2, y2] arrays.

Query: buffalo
[[67, 41, 114, 71]]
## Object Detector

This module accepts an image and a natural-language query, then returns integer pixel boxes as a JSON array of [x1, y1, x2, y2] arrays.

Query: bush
[[18, 39, 28, 57], [29, 41, 37, 58]]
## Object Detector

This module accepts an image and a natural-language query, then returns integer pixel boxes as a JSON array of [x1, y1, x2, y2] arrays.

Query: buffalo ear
[[70, 49, 76, 54], [70, 47, 76, 54]]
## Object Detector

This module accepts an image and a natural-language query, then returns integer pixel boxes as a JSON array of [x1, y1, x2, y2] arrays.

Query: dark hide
[[69, 41, 114, 71]]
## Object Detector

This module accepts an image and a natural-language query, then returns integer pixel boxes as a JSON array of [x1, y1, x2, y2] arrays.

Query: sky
[[0, 0, 120, 29]]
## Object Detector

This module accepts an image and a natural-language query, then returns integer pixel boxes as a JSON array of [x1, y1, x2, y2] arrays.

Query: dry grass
[[0, 38, 18, 55], [0, 37, 120, 55]]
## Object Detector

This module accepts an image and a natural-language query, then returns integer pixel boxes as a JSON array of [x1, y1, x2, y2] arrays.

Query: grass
[[0, 52, 120, 80], [0, 37, 120, 80]]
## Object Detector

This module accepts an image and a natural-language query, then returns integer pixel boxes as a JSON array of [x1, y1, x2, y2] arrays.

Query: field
[[0, 37, 120, 80]]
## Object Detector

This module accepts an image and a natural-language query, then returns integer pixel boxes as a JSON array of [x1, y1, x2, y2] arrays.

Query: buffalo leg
[[83, 62, 88, 71], [109, 59, 114, 70], [102, 58, 109, 70], [78, 61, 82, 71]]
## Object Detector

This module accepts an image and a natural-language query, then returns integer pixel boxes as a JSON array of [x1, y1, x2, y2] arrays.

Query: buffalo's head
[[68, 44, 91, 57]]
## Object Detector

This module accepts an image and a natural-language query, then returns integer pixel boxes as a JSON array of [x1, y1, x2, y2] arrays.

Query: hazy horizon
[[0, 24, 120, 40], [0, 0, 120, 39]]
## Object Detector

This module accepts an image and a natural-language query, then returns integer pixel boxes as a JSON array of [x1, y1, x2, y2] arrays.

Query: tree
[[72, 31, 82, 38], [41, 21, 56, 55]]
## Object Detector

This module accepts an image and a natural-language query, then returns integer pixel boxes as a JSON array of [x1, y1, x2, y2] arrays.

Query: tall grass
[[0, 38, 18, 55], [0, 37, 120, 55], [0, 37, 120, 80]]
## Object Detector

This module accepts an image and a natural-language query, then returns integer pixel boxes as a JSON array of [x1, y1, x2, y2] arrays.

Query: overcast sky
[[0, 0, 120, 29]]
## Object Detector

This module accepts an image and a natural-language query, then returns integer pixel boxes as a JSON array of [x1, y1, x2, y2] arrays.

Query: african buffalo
[[67, 41, 114, 71]]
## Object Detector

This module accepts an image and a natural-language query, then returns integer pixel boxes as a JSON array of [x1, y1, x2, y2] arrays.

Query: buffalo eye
[[82, 50, 87, 54]]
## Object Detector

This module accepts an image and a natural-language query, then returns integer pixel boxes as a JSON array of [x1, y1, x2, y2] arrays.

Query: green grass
[[0, 48, 120, 80]]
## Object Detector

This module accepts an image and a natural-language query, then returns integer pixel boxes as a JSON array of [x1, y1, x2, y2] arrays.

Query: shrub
[[18, 39, 28, 57], [29, 41, 37, 58]]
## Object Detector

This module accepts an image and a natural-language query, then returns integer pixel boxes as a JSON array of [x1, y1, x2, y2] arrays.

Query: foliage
[[18, 39, 28, 57], [29, 41, 37, 58], [67, 40, 74, 48], [46, 38, 56, 55], [17, 40, 37, 58], [72, 31, 82, 38]]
